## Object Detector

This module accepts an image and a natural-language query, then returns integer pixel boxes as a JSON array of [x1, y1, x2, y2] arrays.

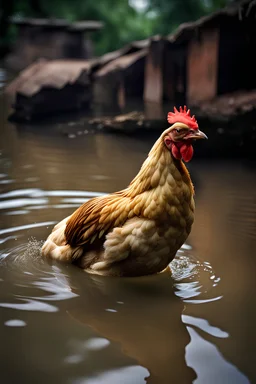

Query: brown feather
[[65, 193, 131, 247]]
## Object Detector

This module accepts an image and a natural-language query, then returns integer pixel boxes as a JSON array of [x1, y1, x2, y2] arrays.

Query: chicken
[[41, 106, 207, 276]]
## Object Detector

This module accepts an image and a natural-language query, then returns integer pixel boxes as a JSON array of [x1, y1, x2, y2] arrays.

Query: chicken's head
[[164, 106, 207, 162]]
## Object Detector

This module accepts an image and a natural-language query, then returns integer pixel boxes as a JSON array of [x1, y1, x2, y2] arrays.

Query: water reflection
[[0, 85, 256, 383], [65, 268, 196, 384], [186, 326, 250, 384], [4, 319, 26, 327], [0, 239, 230, 384], [0, 235, 253, 384]]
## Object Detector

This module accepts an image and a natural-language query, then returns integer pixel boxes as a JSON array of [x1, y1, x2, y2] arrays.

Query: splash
[[23, 237, 44, 260], [0, 237, 45, 272], [170, 244, 221, 302]]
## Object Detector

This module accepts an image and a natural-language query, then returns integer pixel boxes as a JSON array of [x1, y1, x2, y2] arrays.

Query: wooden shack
[[93, 48, 148, 109], [6, 59, 92, 121], [5, 17, 103, 72], [144, 0, 256, 106], [5, 38, 149, 120], [5, 0, 256, 122], [144, 37, 187, 106]]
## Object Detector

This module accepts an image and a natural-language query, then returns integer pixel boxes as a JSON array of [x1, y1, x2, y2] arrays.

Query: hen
[[41, 106, 207, 276]]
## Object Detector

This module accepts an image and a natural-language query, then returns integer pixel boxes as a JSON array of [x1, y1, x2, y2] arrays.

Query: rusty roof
[[90, 38, 149, 72], [95, 48, 147, 77], [5, 59, 91, 99]]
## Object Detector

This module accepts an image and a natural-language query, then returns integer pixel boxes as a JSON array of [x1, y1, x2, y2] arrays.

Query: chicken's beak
[[185, 129, 208, 140]]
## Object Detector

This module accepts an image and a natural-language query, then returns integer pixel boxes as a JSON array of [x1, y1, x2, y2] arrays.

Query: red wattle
[[171, 142, 193, 162], [171, 144, 182, 160], [180, 144, 193, 162]]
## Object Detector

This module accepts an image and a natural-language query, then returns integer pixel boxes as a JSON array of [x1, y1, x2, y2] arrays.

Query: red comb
[[167, 106, 198, 129]]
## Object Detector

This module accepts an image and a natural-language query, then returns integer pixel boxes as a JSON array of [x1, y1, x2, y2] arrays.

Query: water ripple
[[4, 319, 27, 327], [0, 188, 105, 199], [0, 221, 56, 236], [182, 315, 228, 338], [0, 298, 58, 312]]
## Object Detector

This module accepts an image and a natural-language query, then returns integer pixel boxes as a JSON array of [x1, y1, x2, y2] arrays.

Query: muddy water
[[1, 69, 256, 383]]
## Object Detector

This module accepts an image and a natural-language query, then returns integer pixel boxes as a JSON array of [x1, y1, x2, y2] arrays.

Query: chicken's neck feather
[[126, 137, 194, 198]]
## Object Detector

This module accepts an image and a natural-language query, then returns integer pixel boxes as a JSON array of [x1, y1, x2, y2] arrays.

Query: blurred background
[[0, 1, 256, 384], [0, 0, 230, 57], [1, 0, 256, 142]]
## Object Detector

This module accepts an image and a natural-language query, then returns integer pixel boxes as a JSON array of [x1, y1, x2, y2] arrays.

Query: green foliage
[[147, 0, 231, 35], [0, 0, 232, 57]]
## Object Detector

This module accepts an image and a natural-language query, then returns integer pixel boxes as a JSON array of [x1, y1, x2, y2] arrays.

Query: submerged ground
[[0, 68, 256, 384]]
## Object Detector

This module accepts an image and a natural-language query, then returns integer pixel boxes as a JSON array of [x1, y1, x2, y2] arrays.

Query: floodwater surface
[[1, 69, 256, 384]]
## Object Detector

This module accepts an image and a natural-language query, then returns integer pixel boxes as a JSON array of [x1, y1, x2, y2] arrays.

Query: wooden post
[[144, 37, 165, 104], [187, 27, 219, 105]]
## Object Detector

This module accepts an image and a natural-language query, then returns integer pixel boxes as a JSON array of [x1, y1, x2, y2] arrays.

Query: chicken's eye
[[175, 128, 181, 133]]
